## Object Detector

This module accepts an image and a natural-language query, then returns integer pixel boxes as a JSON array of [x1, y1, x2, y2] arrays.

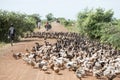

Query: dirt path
[[0, 23, 119, 80], [36, 22, 68, 32]]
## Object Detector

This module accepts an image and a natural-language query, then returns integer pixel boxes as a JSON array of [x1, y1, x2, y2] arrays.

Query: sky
[[0, 0, 120, 20]]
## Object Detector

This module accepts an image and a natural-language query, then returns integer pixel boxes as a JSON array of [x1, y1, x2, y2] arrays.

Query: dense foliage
[[0, 10, 38, 42], [77, 8, 120, 48], [57, 17, 75, 26], [45, 13, 75, 26], [45, 13, 55, 22]]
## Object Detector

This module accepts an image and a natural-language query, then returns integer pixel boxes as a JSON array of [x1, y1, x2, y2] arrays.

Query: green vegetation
[[57, 17, 75, 26], [56, 17, 78, 32], [1, 8, 120, 49], [0, 10, 40, 42], [65, 25, 79, 33], [77, 8, 120, 49], [45, 13, 55, 22]]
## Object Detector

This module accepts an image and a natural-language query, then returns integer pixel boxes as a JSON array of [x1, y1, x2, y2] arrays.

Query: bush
[[76, 8, 120, 49], [77, 8, 113, 39], [0, 10, 37, 42]]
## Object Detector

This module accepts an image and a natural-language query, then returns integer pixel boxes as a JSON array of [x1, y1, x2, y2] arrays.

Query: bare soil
[[0, 22, 119, 80]]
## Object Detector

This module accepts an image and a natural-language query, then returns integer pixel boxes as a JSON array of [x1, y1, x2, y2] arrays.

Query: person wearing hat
[[8, 24, 16, 46]]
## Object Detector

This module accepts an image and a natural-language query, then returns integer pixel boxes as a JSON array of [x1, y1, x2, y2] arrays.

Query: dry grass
[[0, 42, 6, 48], [65, 25, 79, 33]]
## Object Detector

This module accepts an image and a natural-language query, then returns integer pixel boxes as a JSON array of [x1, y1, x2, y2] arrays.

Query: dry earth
[[0, 22, 120, 80]]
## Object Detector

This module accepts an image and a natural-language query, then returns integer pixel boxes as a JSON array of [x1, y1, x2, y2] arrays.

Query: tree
[[29, 14, 41, 24], [45, 13, 54, 21], [77, 8, 114, 39], [0, 10, 36, 42], [76, 8, 120, 48]]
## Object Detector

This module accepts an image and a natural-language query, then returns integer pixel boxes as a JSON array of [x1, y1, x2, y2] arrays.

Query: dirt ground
[[0, 22, 120, 80]]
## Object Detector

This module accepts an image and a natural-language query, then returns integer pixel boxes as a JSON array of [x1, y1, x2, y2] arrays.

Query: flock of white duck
[[13, 32, 120, 80]]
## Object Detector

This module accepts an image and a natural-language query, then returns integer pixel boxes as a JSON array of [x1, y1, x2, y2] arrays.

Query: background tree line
[[45, 13, 75, 26]]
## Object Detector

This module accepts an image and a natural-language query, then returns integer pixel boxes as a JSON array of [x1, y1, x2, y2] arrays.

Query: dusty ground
[[0, 22, 120, 80]]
